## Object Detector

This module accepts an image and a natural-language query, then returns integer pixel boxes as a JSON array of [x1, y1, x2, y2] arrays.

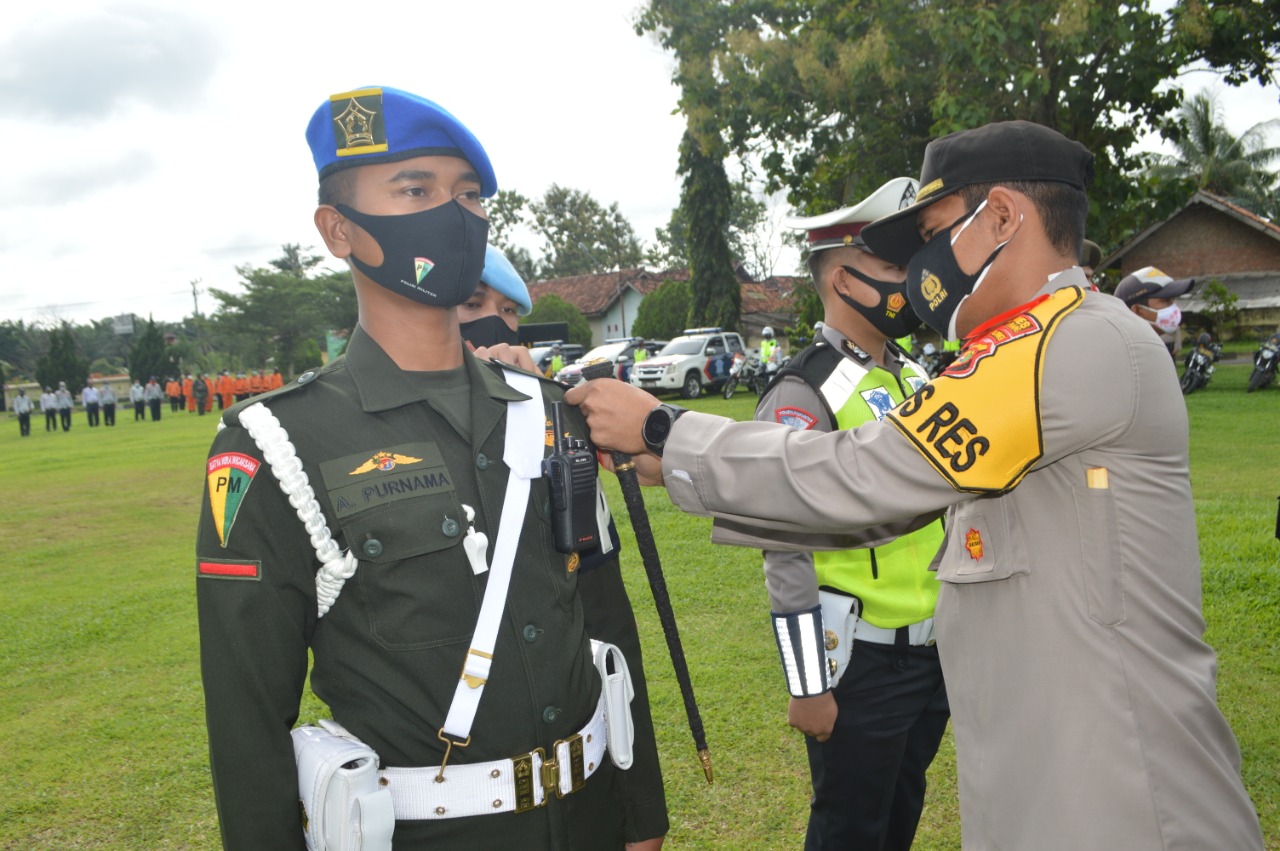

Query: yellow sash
[[886, 286, 1084, 493]]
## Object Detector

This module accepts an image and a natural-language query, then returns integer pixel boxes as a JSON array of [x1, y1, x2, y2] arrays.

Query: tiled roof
[[1101, 190, 1280, 270], [528, 268, 672, 316]]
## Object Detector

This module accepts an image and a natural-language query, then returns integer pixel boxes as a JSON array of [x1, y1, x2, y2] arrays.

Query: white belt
[[379, 692, 607, 820], [854, 617, 936, 647]]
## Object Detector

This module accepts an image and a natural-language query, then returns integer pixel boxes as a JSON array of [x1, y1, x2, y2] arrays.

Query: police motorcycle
[[723, 351, 762, 400], [1180, 332, 1222, 395], [1246, 332, 1280, 393]]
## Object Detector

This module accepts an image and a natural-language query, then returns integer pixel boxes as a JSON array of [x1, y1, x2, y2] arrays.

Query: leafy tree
[[522, 294, 593, 347], [1200, 278, 1241, 338], [0, 319, 42, 378], [1150, 90, 1280, 218], [529, 186, 645, 278], [637, 0, 1280, 252], [631, 279, 693, 340], [36, 323, 89, 392], [648, 177, 772, 277], [209, 245, 355, 375], [129, 317, 175, 382], [680, 131, 741, 331]]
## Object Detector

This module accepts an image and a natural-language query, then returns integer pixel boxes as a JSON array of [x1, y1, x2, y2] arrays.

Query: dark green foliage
[[523, 294, 593, 347], [680, 131, 742, 331], [128, 317, 175, 382], [36, 324, 90, 391], [631, 279, 694, 340], [528, 185, 646, 278]]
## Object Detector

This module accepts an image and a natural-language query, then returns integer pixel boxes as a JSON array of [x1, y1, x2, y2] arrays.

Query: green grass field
[[2, 364, 1277, 849]]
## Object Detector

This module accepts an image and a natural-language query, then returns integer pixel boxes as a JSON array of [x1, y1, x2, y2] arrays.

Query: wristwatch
[[642, 403, 687, 457]]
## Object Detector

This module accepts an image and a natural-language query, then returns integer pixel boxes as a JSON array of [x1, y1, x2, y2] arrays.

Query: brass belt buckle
[[513, 748, 546, 814], [550, 733, 585, 798]]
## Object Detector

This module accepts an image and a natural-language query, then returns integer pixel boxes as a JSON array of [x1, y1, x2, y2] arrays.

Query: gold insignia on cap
[[330, 87, 389, 158], [915, 178, 944, 203]]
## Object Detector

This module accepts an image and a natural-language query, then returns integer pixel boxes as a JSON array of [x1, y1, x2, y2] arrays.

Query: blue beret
[[480, 245, 531, 315], [306, 86, 497, 197]]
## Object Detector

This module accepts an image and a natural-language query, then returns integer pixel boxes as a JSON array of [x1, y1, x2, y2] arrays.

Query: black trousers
[[59, 409, 71, 431], [134, 401, 145, 420], [149, 399, 162, 421], [18, 412, 30, 436], [103, 403, 116, 426], [46, 410, 58, 430], [86, 402, 100, 426], [804, 639, 949, 851]]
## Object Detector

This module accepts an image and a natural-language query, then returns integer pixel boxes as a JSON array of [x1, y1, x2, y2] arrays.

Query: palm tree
[[1150, 90, 1280, 220]]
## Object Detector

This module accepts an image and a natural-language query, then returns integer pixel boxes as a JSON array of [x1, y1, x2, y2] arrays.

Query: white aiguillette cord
[[437, 368, 544, 773]]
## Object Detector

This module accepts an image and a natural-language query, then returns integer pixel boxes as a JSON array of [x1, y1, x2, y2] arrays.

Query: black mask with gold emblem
[[905, 200, 1012, 340], [337, 201, 489, 308], [838, 265, 921, 339]]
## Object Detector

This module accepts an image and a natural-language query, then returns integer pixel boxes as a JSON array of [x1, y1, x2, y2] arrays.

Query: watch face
[[644, 405, 673, 448]]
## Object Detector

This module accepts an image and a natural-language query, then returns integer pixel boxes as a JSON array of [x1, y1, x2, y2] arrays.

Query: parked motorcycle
[[1180, 332, 1221, 395], [1247, 332, 1280, 393], [723, 353, 761, 400]]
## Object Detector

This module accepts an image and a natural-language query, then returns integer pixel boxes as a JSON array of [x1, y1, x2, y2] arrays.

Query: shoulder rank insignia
[[207, 452, 260, 547]]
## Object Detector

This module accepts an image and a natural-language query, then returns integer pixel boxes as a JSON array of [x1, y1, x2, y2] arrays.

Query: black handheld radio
[[543, 401, 599, 554]]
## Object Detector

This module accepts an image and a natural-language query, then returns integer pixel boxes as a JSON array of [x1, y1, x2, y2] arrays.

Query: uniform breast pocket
[[1072, 486, 1126, 627], [339, 493, 478, 650], [530, 487, 580, 612], [937, 495, 1030, 584]]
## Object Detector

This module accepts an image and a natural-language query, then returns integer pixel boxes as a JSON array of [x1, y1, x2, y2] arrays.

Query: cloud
[[0, 4, 222, 122], [2, 149, 156, 207]]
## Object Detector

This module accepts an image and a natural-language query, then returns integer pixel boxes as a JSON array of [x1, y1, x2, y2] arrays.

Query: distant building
[[527, 264, 803, 347], [1101, 191, 1280, 333]]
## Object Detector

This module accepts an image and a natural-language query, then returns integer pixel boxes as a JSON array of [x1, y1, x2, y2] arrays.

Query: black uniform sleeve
[[196, 423, 318, 851]]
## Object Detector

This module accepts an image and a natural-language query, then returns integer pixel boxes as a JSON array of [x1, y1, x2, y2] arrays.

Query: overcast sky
[[1, 1, 1276, 327]]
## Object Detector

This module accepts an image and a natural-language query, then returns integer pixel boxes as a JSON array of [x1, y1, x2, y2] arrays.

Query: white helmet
[[762, 326, 775, 338]]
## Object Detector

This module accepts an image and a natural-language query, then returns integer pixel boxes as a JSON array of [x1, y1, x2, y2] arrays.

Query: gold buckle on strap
[[512, 732, 587, 814], [513, 748, 545, 814]]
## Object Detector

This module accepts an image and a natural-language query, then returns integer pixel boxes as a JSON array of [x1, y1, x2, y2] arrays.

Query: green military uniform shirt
[[197, 325, 667, 850]]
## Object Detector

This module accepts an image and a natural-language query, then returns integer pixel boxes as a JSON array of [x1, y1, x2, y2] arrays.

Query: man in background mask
[[460, 245, 542, 373], [1114, 265, 1194, 358], [566, 120, 1263, 851], [196, 85, 667, 851], [759, 177, 948, 851]]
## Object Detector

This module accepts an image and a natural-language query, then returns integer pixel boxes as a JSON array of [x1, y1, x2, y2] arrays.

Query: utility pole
[[191, 278, 203, 318]]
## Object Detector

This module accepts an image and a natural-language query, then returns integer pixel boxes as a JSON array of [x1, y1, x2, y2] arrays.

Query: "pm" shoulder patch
[[207, 452, 260, 546], [886, 287, 1083, 493]]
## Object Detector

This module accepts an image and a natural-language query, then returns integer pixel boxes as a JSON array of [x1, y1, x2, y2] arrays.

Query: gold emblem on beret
[[330, 87, 389, 158]]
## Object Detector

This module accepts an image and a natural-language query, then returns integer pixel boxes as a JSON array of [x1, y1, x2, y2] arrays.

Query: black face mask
[[905, 200, 1014, 340], [460, 314, 519, 349], [336, 201, 489, 308], [838, 264, 921, 339]]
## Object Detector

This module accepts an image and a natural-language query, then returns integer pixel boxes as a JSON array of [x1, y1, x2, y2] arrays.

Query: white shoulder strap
[[441, 368, 543, 743], [235, 403, 358, 617]]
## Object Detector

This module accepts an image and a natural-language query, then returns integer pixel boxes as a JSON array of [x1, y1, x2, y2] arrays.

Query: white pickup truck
[[628, 327, 746, 398]]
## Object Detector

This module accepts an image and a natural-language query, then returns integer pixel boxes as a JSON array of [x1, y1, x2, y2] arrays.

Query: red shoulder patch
[[198, 559, 261, 580], [775, 406, 818, 430]]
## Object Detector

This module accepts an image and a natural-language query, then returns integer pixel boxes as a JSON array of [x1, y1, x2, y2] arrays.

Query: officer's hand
[[626, 837, 664, 850], [564, 380, 659, 456], [597, 449, 664, 487], [787, 692, 838, 742], [469, 342, 539, 373]]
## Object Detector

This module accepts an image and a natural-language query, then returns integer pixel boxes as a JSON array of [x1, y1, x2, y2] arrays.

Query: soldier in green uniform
[[763, 178, 948, 849], [195, 86, 667, 850]]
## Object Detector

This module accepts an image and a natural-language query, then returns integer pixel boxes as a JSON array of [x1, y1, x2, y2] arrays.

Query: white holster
[[818, 590, 859, 689], [593, 640, 635, 769], [292, 720, 395, 851]]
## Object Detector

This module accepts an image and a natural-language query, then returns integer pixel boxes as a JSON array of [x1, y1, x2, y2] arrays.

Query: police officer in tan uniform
[[765, 178, 948, 850], [568, 121, 1263, 851], [196, 86, 667, 851]]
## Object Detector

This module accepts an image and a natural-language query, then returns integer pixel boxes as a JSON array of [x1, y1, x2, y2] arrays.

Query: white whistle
[[461, 504, 489, 575]]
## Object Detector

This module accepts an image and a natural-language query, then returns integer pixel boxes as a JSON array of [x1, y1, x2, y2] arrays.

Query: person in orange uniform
[[267, 368, 284, 391], [166, 377, 182, 412], [233, 372, 248, 402], [203, 374, 216, 412], [184, 374, 196, 412], [218, 371, 235, 410], [247, 370, 264, 396]]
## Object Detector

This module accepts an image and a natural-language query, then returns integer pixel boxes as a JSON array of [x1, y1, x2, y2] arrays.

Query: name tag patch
[[321, 442, 455, 519]]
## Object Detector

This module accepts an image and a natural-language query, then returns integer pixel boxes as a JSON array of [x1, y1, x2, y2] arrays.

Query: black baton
[[578, 360, 712, 783]]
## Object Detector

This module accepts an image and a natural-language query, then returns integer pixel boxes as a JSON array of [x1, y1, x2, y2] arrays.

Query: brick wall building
[[1101, 192, 1280, 332]]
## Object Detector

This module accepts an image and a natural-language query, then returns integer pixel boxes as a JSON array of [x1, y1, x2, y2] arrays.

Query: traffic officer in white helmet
[[758, 176, 948, 850]]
